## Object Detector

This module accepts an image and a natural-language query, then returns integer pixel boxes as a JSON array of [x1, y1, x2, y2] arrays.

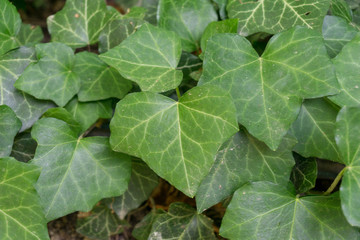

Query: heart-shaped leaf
[[0, 157, 49, 240], [290, 153, 317, 193], [0, 105, 21, 157], [227, 0, 331, 36], [199, 27, 339, 150], [0, 0, 21, 55], [31, 118, 132, 221], [100, 23, 183, 93], [110, 85, 238, 197]]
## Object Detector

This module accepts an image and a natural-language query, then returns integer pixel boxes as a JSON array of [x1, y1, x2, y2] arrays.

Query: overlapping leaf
[[43, 107, 82, 134], [157, 0, 218, 52], [227, 0, 331, 36], [196, 131, 296, 213], [132, 209, 166, 240], [220, 182, 359, 239], [31, 118, 132, 221], [0, 105, 21, 157], [0, 0, 21, 55], [16, 23, 44, 47], [115, 0, 159, 24], [0, 47, 53, 131], [199, 27, 339, 150], [110, 85, 238, 197], [10, 131, 37, 163], [290, 153, 317, 193], [0, 157, 49, 240], [176, 52, 202, 81], [331, 0, 353, 22]]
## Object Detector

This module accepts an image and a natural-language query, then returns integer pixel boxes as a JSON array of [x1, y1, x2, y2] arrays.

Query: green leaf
[[290, 98, 341, 162], [76, 204, 126, 240], [0, 105, 21, 157], [31, 118, 132, 221], [149, 203, 216, 240], [220, 181, 359, 239], [158, 0, 218, 52], [290, 153, 318, 193], [329, 33, 360, 107], [10, 131, 37, 163], [74, 52, 132, 101], [0, 0, 21, 55], [196, 131, 296, 213], [16, 23, 44, 47], [199, 27, 338, 150], [65, 98, 113, 133], [115, 0, 159, 24], [213, 0, 228, 19], [336, 106, 360, 226], [0, 157, 49, 240], [43, 107, 82, 135], [176, 52, 202, 81], [47, 0, 112, 48], [105, 159, 158, 219], [0, 47, 54, 131], [100, 23, 183, 93], [331, 0, 353, 22], [322, 15, 359, 58], [227, 0, 331, 36], [110, 85, 238, 197], [132, 209, 166, 240], [15, 42, 80, 107]]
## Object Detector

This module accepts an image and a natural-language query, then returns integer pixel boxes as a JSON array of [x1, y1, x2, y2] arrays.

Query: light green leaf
[[0, 105, 21, 157], [290, 153, 318, 193], [0, 157, 49, 240], [100, 23, 183, 92], [43, 107, 82, 135], [220, 181, 359, 239], [0, 47, 54, 131], [0, 0, 21, 55], [336, 106, 360, 226], [199, 27, 338, 150], [158, 0, 218, 52], [105, 159, 158, 219], [76, 204, 126, 240], [176, 52, 202, 81], [331, 0, 353, 22], [10, 131, 37, 163], [15, 42, 80, 107], [329, 33, 360, 107], [74, 52, 132, 101], [132, 209, 166, 240], [290, 98, 341, 162], [47, 0, 111, 48], [227, 0, 331, 36], [65, 97, 113, 133], [16, 24, 44, 47], [149, 203, 216, 240], [110, 85, 238, 197], [322, 15, 359, 58], [31, 118, 132, 221], [196, 131, 296, 213]]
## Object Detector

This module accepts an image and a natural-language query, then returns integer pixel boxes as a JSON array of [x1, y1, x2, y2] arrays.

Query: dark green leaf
[[16, 23, 44, 47], [43, 107, 82, 135], [132, 209, 166, 240], [176, 52, 202, 81], [0, 105, 21, 157], [290, 153, 318, 193], [10, 131, 37, 163], [115, 0, 159, 24], [331, 0, 353, 22], [0, 0, 21, 55], [213, 0, 228, 19]]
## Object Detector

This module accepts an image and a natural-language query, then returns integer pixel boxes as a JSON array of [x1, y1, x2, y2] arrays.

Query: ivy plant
[[1, 0, 360, 239]]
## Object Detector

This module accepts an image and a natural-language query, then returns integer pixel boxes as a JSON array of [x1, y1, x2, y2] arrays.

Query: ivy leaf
[[43, 107, 82, 135], [100, 23, 183, 93], [149, 203, 216, 240], [331, 0, 353, 22], [0, 47, 54, 131], [115, 0, 159, 24], [15, 42, 80, 107], [16, 23, 44, 47], [0, 105, 21, 157], [47, 0, 112, 48], [104, 159, 158, 219], [290, 153, 318, 193], [10, 131, 37, 163], [74, 52, 132, 102], [290, 98, 341, 162], [110, 85, 238, 197], [31, 118, 132, 221], [322, 15, 359, 58], [0, 157, 49, 240], [132, 209, 166, 240], [336, 106, 360, 226], [76, 204, 127, 240], [199, 27, 339, 150], [213, 0, 228, 19], [227, 0, 331, 36], [176, 52, 202, 81], [196, 131, 296, 213], [65, 98, 113, 133], [329, 33, 360, 107], [0, 0, 21, 55], [220, 182, 359, 239], [157, 0, 218, 52]]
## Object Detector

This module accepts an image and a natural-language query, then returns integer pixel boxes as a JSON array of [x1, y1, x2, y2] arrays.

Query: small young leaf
[[16, 23, 44, 47], [0, 0, 21, 55], [290, 153, 318, 193], [149, 203, 216, 240], [15, 42, 80, 107], [10, 131, 37, 163], [0, 105, 21, 157], [220, 182, 359, 239], [110, 85, 238, 197], [331, 0, 353, 22], [100, 23, 183, 93], [0, 157, 49, 240], [227, 0, 331, 36], [31, 118, 132, 221], [158, 0, 218, 52], [132, 209, 166, 240]]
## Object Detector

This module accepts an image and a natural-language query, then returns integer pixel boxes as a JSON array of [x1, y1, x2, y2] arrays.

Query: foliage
[[1, 0, 360, 239]]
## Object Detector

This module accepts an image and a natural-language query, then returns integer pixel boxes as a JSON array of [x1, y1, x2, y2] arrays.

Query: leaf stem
[[324, 167, 346, 195], [175, 87, 181, 100]]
